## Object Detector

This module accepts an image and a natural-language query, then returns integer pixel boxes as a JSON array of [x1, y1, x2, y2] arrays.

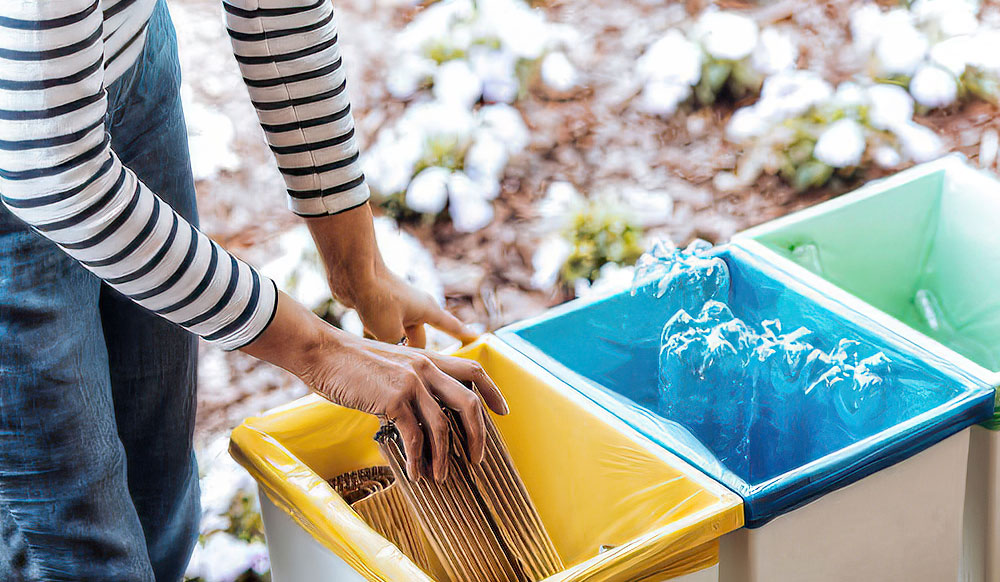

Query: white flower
[[531, 236, 572, 289], [752, 28, 797, 75], [477, 104, 529, 153], [541, 51, 581, 92], [575, 263, 635, 298], [339, 309, 365, 336], [476, 0, 553, 60], [726, 106, 768, 141], [406, 167, 452, 214], [364, 128, 425, 196], [398, 100, 477, 148], [184, 99, 239, 182], [197, 438, 256, 524], [909, 64, 958, 108], [432, 59, 483, 108], [260, 227, 329, 309], [538, 181, 581, 217], [695, 11, 759, 61], [929, 36, 973, 76], [620, 188, 673, 227], [872, 145, 902, 168], [386, 55, 436, 99], [833, 82, 866, 107], [755, 70, 833, 121], [893, 121, 943, 162], [468, 46, 518, 104], [813, 119, 866, 168], [188, 534, 269, 582], [464, 132, 509, 183], [375, 216, 444, 303], [639, 81, 692, 117], [447, 172, 494, 232], [637, 30, 703, 87], [965, 31, 1000, 73], [911, 0, 979, 39], [874, 14, 929, 76], [850, 4, 886, 53], [866, 83, 914, 130], [400, 0, 475, 55]]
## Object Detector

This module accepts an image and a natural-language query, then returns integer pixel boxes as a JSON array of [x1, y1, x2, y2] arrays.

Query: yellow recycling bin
[[230, 335, 744, 582]]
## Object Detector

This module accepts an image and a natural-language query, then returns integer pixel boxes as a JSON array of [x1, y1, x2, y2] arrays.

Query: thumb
[[424, 305, 479, 344]]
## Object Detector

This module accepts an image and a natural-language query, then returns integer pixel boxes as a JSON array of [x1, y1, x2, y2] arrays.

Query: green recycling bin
[[734, 154, 1000, 581]]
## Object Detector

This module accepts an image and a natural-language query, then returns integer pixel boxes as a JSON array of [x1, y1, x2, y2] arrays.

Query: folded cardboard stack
[[328, 466, 436, 573], [374, 404, 564, 582]]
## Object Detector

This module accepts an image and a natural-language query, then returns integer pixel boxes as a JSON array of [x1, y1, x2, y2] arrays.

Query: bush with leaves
[[531, 182, 664, 295], [850, 0, 1000, 109], [636, 10, 797, 116], [385, 0, 579, 104], [364, 100, 529, 232], [719, 71, 943, 191]]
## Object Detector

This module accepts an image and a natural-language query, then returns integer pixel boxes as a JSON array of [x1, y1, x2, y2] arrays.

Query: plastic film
[[735, 155, 1000, 394]]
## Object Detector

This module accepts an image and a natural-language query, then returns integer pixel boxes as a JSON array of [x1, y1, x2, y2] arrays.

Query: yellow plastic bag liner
[[230, 335, 744, 582]]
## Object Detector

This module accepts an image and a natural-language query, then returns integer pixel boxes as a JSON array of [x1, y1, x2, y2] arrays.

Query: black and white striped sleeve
[[0, 1, 278, 351], [223, 0, 370, 217]]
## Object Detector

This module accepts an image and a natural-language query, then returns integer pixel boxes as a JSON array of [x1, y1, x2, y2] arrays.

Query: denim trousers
[[0, 1, 201, 580]]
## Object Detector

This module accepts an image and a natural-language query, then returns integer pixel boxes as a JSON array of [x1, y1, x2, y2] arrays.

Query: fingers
[[390, 401, 426, 481], [428, 354, 509, 416], [423, 305, 478, 344], [421, 364, 487, 465], [405, 324, 427, 349], [414, 386, 451, 481]]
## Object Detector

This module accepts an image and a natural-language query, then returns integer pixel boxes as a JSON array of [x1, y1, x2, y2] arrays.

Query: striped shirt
[[0, 0, 370, 350]]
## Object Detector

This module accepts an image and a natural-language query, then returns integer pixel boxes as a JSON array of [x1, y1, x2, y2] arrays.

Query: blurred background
[[177, 0, 999, 578]]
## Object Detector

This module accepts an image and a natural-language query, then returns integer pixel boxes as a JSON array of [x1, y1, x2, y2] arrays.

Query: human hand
[[345, 266, 476, 348], [242, 291, 508, 482], [305, 203, 478, 348]]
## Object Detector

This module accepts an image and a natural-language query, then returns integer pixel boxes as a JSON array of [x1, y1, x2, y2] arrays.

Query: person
[[0, 0, 507, 580]]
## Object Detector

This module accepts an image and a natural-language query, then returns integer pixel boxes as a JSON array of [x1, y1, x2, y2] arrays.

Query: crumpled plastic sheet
[[500, 243, 995, 527], [734, 155, 1000, 426], [229, 336, 743, 581]]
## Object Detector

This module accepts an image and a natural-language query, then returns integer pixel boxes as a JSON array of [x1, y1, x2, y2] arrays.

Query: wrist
[[241, 290, 351, 378], [303, 203, 387, 307]]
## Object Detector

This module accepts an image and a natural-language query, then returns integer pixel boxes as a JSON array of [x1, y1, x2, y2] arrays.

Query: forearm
[[304, 202, 384, 306]]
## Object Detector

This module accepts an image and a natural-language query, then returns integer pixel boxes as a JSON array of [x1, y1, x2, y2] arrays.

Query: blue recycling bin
[[498, 244, 994, 581]]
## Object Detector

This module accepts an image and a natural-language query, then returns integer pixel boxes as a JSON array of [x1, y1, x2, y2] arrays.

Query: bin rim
[[496, 244, 996, 527], [734, 154, 973, 247]]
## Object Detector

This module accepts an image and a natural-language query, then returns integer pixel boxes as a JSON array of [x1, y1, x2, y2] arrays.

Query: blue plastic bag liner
[[498, 244, 995, 527], [732, 155, 1000, 425]]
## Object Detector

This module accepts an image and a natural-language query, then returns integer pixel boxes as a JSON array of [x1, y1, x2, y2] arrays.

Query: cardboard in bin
[[229, 336, 743, 582], [498, 244, 995, 528]]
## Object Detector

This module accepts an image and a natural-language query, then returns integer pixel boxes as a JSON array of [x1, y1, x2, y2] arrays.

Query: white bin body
[[718, 428, 970, 582], [259, 493, 366, 582], [259, 492, 720, 582], [961, 426, 1000, 582]]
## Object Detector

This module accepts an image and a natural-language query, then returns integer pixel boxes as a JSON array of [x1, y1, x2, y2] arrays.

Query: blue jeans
[[0, 1, 200, 580]]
